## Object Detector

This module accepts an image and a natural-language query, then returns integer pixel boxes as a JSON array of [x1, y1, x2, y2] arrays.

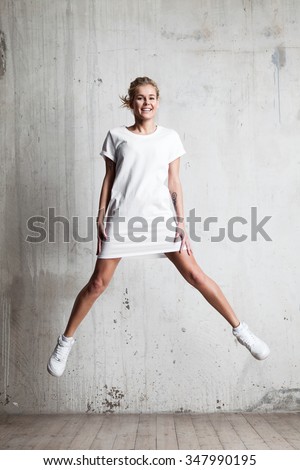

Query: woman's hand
[[96, 219, 108, 256], [175, 222, 193, 256]]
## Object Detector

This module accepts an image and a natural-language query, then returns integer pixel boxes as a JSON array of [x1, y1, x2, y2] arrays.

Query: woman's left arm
[[168, 158, 192, 255]]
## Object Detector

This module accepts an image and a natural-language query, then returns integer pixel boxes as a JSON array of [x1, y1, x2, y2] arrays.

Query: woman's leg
[[164, 249, 270, 360], [64, 257, 122, 337], [165, 250, 239, 327], [47, 257, 122, 377]]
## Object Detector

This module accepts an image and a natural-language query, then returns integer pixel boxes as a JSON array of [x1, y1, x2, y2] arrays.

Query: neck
[[130, 119, 157, 135]]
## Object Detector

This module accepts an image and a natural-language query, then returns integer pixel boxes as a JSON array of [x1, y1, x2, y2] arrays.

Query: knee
[[188, 268, 207, 288], [87, 276, 108, 297]]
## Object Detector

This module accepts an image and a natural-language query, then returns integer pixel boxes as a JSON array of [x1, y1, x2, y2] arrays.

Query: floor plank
[[263, 413, 300, 450], [68, 415, 105, 450], [0, 415, 40, 450], [192, 414, 223, 449], [29, 415, 69, 450], [0, 416, 30, 447], [1, 413, 300, 450], [243, 413, 294, 450], [135, 414, 157, 450], [209, 413, 246, 450], [279, 413, 300, 433], [45, 415, 89, 450], [225, 413, 269, 450], [174, 414, 199, 449], [156, 414, 178, 450], [112, 414, 139, 450], [90, 414, 121, 450]]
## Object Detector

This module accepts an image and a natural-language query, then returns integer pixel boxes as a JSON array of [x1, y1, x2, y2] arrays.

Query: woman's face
[[130, 84, 159, 121]]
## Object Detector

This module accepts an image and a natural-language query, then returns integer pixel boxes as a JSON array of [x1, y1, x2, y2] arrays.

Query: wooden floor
[[1, 413, 300, 450]]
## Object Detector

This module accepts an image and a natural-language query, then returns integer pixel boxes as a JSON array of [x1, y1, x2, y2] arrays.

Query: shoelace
[[239, 329, 256, 349], [53, 342, 71, 361]]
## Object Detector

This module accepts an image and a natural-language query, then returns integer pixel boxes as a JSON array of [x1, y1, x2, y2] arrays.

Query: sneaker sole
[[253, 347, 270, 361]]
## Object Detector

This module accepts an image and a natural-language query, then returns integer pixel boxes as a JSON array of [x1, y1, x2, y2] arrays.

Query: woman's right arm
[[96, 157, 116, 255]]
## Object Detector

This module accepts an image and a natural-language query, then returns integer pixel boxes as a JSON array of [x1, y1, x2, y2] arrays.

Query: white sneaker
[[47, 335, 75, 377], [233, 322, 270, 360]]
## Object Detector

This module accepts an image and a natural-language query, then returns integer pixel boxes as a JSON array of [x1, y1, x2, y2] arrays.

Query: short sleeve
[[168, 130, 186, 163], [100, 131, 116, 162]]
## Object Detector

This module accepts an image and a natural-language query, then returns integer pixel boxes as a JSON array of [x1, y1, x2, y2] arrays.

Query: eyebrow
[[136, 94, 156, 97]]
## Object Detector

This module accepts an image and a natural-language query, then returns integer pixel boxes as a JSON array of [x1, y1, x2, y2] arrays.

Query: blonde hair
[[120, 76, 160, 108]]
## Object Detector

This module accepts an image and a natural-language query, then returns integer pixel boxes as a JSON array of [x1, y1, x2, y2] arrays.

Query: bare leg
[[64, 257, 122, 337], [164, 250, 240, 328]]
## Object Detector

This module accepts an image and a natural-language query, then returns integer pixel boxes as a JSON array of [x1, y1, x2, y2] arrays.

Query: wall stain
[[216, 399, 225, 410], [86, 386, 125, 413], [271, 46, 286, 124], [139, 393, 147, 402], [0, 392, 10, 406], [245, 388, 300, 412], [124, 329, 133, 344], [101, 385, 125, 413], [86, 401, 93, 412], [0, 31, 6, 78], [175, 407, 192, 413], [1, 296, 11, 406], [263, 25, 282, 38], [272, 46, 286, 69], [123, 288, 130, 310], [93, 78, 102, 86], [161, 27, 211, 42]]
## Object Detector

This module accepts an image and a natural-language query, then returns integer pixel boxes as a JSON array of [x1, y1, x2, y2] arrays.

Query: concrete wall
[[1, 0, 299, 414]]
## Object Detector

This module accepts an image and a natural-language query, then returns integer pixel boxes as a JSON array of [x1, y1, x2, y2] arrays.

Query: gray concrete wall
[[1, 0, 299, 414]]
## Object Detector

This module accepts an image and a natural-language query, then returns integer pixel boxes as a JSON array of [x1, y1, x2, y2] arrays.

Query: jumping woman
[[47, 77, 270, 377]]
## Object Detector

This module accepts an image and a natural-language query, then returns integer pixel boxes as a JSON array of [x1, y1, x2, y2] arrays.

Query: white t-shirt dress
[[97, 125, 187, 259]]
